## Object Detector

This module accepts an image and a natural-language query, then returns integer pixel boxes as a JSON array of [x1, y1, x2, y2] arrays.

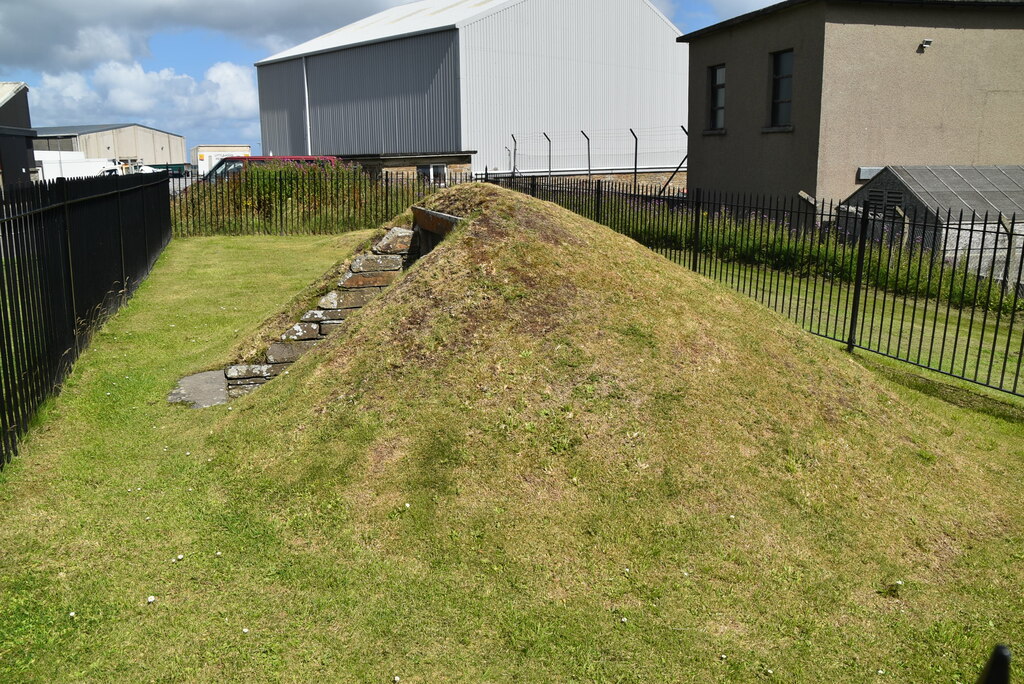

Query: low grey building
[[0, 82, 36, 188], [845, 166, 1024, 287]]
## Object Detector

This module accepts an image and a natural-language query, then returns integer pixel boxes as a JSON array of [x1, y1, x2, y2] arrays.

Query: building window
[[417, 164, 448, 185], [708, 64, 726, 131], [771, 50, 794, 127]]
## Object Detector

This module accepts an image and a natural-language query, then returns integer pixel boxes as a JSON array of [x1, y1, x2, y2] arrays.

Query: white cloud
[[53, 26, 140, 69], [0, 0, 398, 151], [29, 61, 259, 147], [0, 0, 401, 71]]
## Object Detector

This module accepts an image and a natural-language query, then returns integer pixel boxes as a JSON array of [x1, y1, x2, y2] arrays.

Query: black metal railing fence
[[487, 174, 1023, 397], [0, 172, 171, 468]]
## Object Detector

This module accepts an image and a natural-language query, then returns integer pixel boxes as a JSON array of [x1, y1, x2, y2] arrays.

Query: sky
[[0, 0, 775, 155]]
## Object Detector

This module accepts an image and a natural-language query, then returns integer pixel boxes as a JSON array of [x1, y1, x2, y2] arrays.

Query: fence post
[[595, 180, 603, 224], [114, 175, 127, 300], [59, 178, 78, 332], [530, 175, 537, 198], [847, 201, 872, 353], [691, 188, 702, 272], [976, 645, 1010, 684]]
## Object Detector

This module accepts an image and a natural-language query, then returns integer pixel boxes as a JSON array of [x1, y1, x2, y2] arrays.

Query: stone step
[[374, 227, 413, 255], [228, 377, 267, 388], [301, 309, 350, 323], [339, 270, 399, 289], [266, 340, 318, 364], [351, 254, 403, 273], [282, 322, 320, 341], [319, 289, 379, 310], [225, 363, 290, 381]]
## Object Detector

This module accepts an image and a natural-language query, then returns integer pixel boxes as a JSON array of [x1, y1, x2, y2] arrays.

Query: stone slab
[[301, 309, 327, 322], [319, 289, 379, 310], [225, 364, 274, 380], [374, 228, 413, 255], [302, 308, 350, 322], [320, 321, 345, 336], [351, 254, 403, 273], [228, 377, 267, 387], [167, 371, 228, 409], [340, 270, 398, 289], [228, 386, 259, 399], [282, 322, 320, 341], [266, 341, 318, 364]]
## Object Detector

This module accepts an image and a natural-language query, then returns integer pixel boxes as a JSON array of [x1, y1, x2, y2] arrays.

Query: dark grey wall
[[0, 89, 35, 186], [258, 59, 308, 156], [0, 134, 34, 187], [685, 2, 826, 199], [305, 30, 461, 156], [0, 89, 31, 129], [258, 30, 462, 158]]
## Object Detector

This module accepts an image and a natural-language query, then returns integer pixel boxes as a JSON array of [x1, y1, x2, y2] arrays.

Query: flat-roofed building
[[679, 0, 1024, 201]]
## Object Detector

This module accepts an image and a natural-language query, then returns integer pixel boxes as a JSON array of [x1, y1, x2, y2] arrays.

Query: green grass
[[1, 185, 1023, 682], [688, 258, 1024, 395]]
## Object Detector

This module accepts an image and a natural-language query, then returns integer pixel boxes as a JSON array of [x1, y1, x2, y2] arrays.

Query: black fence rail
[[488, 174, 1023, 398], [171, 164, 473, 237], [0, 172, 171, 468]]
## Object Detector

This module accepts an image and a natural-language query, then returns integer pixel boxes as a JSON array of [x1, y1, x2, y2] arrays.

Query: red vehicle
[[204, 156, 337, 182]]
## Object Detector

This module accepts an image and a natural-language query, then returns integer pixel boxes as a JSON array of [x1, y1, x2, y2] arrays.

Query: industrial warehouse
[[256, 0, 688, 180], [32, 123, 187, 168]]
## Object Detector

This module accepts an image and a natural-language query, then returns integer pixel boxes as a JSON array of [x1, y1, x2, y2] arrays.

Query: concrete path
[[167, 371, 228, 408]]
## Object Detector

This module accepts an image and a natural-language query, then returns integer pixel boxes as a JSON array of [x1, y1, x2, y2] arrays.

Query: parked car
[[204, 156, 337, 182]]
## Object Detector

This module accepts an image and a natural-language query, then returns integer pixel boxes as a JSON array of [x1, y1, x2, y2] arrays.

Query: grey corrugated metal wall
[[304, 30, 461, 157], [459, 0, 688, 175], [258, 59, 308, 156]]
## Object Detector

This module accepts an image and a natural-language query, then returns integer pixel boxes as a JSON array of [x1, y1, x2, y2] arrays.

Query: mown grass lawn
[[1, 186, 1023, 683], [0, 232, 371, 681], [662, 253, 1024, 396]]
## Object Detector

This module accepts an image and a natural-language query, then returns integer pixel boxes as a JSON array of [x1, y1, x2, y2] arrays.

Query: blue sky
[[0, 0, 772, 156]]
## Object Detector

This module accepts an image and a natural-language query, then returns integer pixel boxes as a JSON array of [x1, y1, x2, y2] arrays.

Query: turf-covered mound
[[205, 183, 1022, 680]]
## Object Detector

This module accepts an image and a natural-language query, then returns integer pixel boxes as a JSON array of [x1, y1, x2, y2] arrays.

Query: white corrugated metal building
[[256, 0, 688, 177]]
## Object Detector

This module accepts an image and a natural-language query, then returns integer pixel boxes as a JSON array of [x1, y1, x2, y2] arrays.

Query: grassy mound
[[2, 185, 1022, 682]]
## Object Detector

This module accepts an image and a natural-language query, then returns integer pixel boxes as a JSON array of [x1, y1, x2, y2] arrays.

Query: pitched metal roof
[[258, 0, 523, 65], [34, 123, 182, 138], [257, 0, 678, 65], [890, 166, 1024, 219], [0, 82, 27, 108], [679, 0, 1024, 42]]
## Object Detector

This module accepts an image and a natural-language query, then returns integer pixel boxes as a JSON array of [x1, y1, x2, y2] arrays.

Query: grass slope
[[1, 185, 1022, 682]]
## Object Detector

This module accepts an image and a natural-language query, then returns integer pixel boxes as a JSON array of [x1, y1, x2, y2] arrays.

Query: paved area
[[167, 371, 228, 408]]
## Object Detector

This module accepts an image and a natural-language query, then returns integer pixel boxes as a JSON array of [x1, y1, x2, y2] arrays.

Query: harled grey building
[[679, 0, 1024, 201]]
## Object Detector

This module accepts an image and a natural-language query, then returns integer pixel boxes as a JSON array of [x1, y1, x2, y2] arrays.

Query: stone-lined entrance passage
[[168, 207, 462, 408], [224, 226, 414, 398]]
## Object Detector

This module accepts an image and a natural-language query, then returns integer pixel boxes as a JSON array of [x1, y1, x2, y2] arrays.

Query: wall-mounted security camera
[[919, 38, 933, 51]]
